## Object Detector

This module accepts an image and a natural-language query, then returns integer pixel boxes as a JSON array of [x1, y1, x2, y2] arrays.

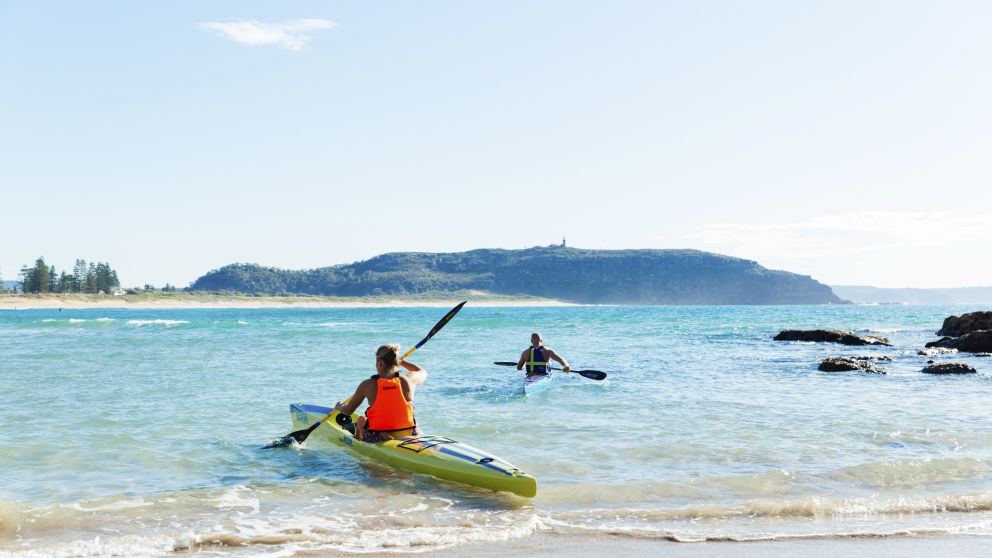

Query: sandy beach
[[305, 533, 992, 558], [0, 294, 575, 310], [347, 533, 991, 558]]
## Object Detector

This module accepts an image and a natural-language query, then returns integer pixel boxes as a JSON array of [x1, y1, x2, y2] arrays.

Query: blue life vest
[[526, 346, 549, 375]]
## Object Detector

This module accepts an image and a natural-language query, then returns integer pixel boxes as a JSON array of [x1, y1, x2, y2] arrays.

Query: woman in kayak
[[333, 344, 427, 443], [516, 332, 570, 377]]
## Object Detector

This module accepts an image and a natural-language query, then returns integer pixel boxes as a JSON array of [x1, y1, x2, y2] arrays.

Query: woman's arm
[[400, 360, 428, 386], [335, 380, 371, 415]]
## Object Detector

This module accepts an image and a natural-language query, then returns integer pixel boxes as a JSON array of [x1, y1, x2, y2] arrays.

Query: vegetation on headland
[[188, 245, 846, 305]]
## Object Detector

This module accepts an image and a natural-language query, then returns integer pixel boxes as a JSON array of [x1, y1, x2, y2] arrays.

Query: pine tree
[[57, 272, 72, 293], [73, 259, 87, 293], [95, 263, 107, 293], [86, 263, 97, 294], [48, 265, 57, 292], [95, 262, 118, 293], [19, 266, 31, 293], [33, 258, 50, 294]]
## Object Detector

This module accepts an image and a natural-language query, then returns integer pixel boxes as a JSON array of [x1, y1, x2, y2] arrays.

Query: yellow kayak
[[290, 402, 538, 498]]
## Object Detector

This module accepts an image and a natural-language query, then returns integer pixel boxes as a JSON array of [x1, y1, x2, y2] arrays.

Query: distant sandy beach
[[0, 294, 575, 310]]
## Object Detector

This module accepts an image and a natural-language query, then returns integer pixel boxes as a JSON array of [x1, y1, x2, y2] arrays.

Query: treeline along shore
[[4, 257, 122, 294]]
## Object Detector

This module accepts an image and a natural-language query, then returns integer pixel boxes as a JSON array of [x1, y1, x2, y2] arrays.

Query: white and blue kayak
[[522, 372, 554, 395]]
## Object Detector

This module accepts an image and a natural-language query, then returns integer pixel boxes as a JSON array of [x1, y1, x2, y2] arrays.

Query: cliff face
[[188, 246, 846, 305]]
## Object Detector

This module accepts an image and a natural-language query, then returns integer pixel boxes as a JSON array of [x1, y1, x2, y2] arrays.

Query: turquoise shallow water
[[2, 304, 992, 556]]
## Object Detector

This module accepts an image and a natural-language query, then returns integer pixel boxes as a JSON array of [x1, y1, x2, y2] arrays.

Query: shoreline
[[308, 532, 992, 558], [0, 294, 576, 310]]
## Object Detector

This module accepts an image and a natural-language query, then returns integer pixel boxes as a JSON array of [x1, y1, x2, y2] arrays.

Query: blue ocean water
[[2, 304, 992, 556]]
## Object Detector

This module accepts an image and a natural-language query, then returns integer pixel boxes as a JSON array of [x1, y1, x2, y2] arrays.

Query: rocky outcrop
[[921, 362, 977, 374], [819, 357, 886, 374], [937, 311, 992, 336], [925, 331, 992, 353], [774, 330, 891, 346]]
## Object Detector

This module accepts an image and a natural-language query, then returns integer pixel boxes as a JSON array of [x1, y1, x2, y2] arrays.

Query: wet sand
[[311, 533, 992, 558]]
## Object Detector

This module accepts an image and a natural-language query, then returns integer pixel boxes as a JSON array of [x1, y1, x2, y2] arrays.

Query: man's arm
[[516, 349, 529, 370], [335, 380, 371, 415], [546, 348, 570, 372], [400, 360, 427, 386]]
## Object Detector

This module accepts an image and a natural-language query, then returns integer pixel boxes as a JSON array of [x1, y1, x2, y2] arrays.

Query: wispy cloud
[[199, 19, 335, 51], [682, 211, 992, 259]]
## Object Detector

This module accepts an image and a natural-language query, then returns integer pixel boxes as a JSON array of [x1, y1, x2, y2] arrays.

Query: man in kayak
[[334, 344, 427, 443], [516, 332, 570, 377]]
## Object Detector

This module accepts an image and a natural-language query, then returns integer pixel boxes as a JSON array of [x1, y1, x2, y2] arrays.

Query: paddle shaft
[[270, 301, 467, 447], [492, 361, 607, 381]]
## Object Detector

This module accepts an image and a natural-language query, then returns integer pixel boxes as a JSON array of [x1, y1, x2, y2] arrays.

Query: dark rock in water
[[937, 311, 992, 336], [921, 362, 977, 374], [975, 353, 992, 358], [774, 329, 891, 346], [819, 357, 887, 374], [852, 355, 892, 362], [924, 331, 992, 353], [918, 347, 958, 356], [955, 331, 992, 353], [925, 337, 955, 349]]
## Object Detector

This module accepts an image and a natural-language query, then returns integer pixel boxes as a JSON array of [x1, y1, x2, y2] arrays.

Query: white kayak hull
[[522, 372, 554, 395]]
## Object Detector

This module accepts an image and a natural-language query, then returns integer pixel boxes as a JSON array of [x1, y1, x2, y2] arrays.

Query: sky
[[1, 1, 990, 289]]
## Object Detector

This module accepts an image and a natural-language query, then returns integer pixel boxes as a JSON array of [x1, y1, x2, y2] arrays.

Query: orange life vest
[[365, 375, 416, 431]]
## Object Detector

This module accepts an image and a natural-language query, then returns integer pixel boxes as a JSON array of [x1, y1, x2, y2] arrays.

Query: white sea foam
[[547, 492, 992, 525], [125, 319, 189, 327], [216, 487, 260, 514], [63, 499, 152, 512], [39, 318, 115, 325], [0, 534, 175, 558]]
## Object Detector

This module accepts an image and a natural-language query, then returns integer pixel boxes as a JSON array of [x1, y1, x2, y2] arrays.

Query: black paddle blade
[[575, 370, 607, 381], [493, 361, 517, 366], [266, 421, 320, 448], [415, 301, 467, 348]]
